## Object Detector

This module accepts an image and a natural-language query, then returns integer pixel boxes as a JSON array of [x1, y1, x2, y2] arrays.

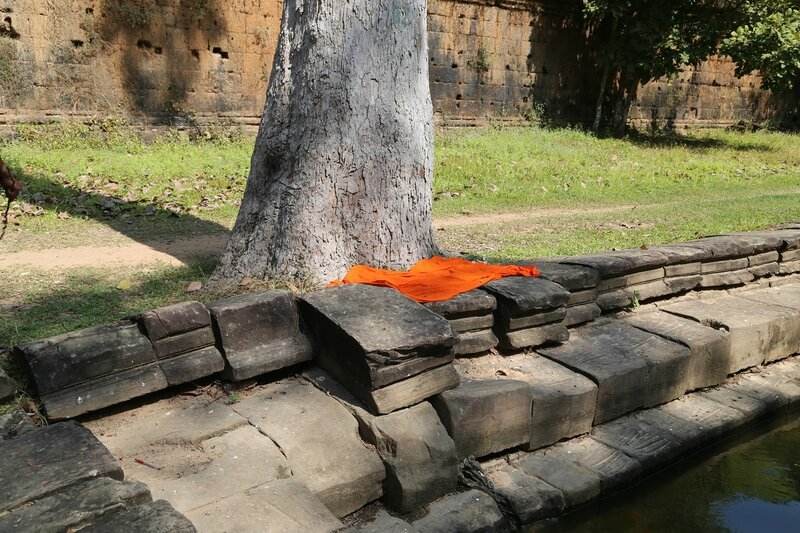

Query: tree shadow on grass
[[622, 130, 777, 152]]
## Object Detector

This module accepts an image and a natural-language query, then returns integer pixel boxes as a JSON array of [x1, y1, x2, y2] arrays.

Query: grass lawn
[[1, 123, 799, 349]]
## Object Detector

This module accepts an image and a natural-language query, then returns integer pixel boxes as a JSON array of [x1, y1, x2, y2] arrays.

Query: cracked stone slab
[[357, 402, 458, 513], [0, 421, 124, 513], [591, 415, 683, 473], [485, 463, 565, 524], [233, 379, 385, 517], [186, 478, 342, 533], [650, 244, 711, 265], [80, 499, 196, 533], [624, 311, 731, 391], [423, 289, 497, 318], [560, 249, 668, 278], [512, 450, 601, 509], [431, 378, 532, 459], [0, 477, 152, 533], [137, 301, 216, 359], [732, 370, 800, 410], [410, 489, 509, 533], [737, 283, 800, 315], [209, 291, 313, 381], [546, 437, 642, 494], [662, 295, 800, 371], [658, 394, 747, 441], [456, 353, 597, 450]]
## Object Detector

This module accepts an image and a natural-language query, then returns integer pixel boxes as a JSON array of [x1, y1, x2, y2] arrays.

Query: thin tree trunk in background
[[592, 65, 610, 134], [209, 0, 439, 286]]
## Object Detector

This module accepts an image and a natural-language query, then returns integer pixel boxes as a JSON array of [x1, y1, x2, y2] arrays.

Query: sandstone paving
[[410, 489, 510, 533], [233, 379, 386, 517], [545, 436, 642, 494], [511, 450, 601, 509], [80, 499, 196, 533], [657, 394, 747, 440], [341, 510, 418, 532], [591, 415, 683, 473], [484, 463, 565, 524], [701, 385, 773, 421], [0, 408, 37, 440]]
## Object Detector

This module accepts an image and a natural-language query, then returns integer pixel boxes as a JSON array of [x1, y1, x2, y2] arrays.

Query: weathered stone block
[[424, 289, 496, 318], [0, 478, 152, 533], [560, 250, 666, 278], [149, 327, 217, 360], [485, 464, 565, 524], [233, 379, 385, 517], [513, 451, 601, 509], [701, 386, 771, 420], [547, 437, 642, 494], [750, 262, 781, 278], [0, 409, 36, 441], [499, 307, 566, 331], [497, 323, 570, 351], [342, 510, 417, 532], [659, 394, 747, 440], [563, 303, 602, 327], [534, 261, 600, 291], [701, 257, 749, 274], [633, 408, 708, 451], [596, 268, 665, 292], [158, 346, 226, 386], [650, 244, 711, 265], [209, 291, 313, 381], [454, 329, 498, 356], [749, 251, 780, 267], [485, 277, 570, 315], [0, 367, 17, 401], [138, 301, 211, 341], [698, 269, 754, 288], [664, 262, 702, 277], [80, 499, 196, 533], [358, 402, 458, 512], [449, 314, 494, 333], [0, 421, 124, 513], [781, 249, 800, 262], [779, 260, 800, 274], [733, 370, 800, 410], [591, 416, 683, 473], [625, 312, 731, 391], [17, 322, 156, 395], [411, 489, 509, 533], [302, 285, 457, 414], [567, 289, 598, 306], [663, 295, 800, 371], [432, 379, 532, 459]]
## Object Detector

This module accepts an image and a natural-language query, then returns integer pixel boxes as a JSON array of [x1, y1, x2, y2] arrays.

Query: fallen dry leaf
[[187, 281, 203, 293]]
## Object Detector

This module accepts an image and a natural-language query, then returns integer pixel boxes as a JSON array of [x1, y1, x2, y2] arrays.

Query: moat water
[[531, 413, 800, 533]]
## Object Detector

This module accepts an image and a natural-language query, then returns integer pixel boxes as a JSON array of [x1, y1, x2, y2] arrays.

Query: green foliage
[[107, 0, 155, 29], [474, 46, 491, 74], [722, 1, 800, 93], [0, 36, 17, 97]]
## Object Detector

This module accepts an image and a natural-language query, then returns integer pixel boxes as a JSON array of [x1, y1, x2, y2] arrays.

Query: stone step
[[80, 499, 196, 533], [484, 462, 565, 525], [410, 489, 510, 533]]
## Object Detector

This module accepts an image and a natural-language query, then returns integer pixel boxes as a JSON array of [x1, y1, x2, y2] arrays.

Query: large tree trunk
[[209, 0, 439, 286]]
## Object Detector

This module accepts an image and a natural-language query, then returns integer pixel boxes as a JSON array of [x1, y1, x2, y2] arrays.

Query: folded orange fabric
[[330, 256, 540, 303]]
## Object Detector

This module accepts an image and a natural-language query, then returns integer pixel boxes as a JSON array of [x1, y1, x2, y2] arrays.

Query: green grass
[[1, 123, 799, 348]]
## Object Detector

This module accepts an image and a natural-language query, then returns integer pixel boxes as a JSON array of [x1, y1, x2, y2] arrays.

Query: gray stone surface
[[596, 268, 665, 292], [486, 463, 565, 524], [158, 346, 226, 386], [449, 314, 494, 333], [411, 489, 509, 533], [342, 510, 417, 533], [233, 379, 385, 517], [456, 353, 597, 450], [485, 276, 570, 314], [731, 372, 798, 411], [698, 269, 755, 288], [17, 321, 156, 394], [591, 416, 683, 473], [358, 402, 458, 512], [0, 421, 124, 513], [625, 311, 731, 391], [0, 477, 152, 533], [749, 263, 781, 278], [780, 260, 800, 274], [513, 451, 601, 508], [41, 363, 168, 420], [0, 367, 17, 401], [432, 379, 532, 459], [664, 262, 702, 277], [453, 329, 498, 356], [81, 499, 196, 533], [497, 323, 570, 351], [750, 251, 781, 266], [659, 394, 747, 440], [701, 257, 750, 274], [781, 249, 800, 262], [701, 385, 771, 420], [720, 233, 784, 255], [138, 301, 211, 341], [678, 236, 754, 259], [209, 291, 313, 381], [138, 302, 219, 371], [567, 289, 598, 306], [563, 303, 602, 327], [662, 295, 800, 371], [500, 307, 566, 331], [186, 478, 342, 533], [561, 249, 668, 278], [633, 408, 708, 451], [547, 437, 642, 493], [532, 261, 600, 291], [424, 289, 497, 318], [650, 244, 711, 265], [738, 283, 800, 313], [0, 409, 36, 440], [369, 364, 461, 415]]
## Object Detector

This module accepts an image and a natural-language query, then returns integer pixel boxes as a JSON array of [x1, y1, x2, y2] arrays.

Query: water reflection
[[531, 415, 800, 533]]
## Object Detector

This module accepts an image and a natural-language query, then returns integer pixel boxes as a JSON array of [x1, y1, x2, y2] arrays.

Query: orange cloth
[[330, 256, 540, 303]]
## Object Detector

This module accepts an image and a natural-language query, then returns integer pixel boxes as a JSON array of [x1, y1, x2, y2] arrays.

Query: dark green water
[[531, 414, 800, 533]]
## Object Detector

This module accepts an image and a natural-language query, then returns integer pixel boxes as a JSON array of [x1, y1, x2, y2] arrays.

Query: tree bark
[[209, 0, 439, 286]]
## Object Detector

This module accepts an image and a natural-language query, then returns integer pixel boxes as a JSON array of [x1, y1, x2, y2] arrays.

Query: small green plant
[[183, 0, 211, 23], [0, 36, 17, 97], [107, 0, 155, 29], [628, 291, 641, 310], [521, 102, 547, 124], [225, 392, 240, 405], [474, 46, 490, 74]]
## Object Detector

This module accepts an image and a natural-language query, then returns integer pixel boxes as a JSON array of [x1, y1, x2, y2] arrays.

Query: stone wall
[[0, 0, 778, 129]]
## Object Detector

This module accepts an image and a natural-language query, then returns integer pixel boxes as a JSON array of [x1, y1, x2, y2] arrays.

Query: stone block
[[0, 421, 124, 513], [209, 291, 313, 381], [779, 260, 800, 274], [750, 263, 781, 278], [457, 353, 597, 450], [701, 257, 749, 274], [625, 312, 731, 391], [567, 289, 598, 306], [547, 437, 642, 494], [357, 402, 458, 513], [591, 416, 683, 473], [665, 275, 702, 293], [659, 394, 747, 440], [17, 322, 156, 395], [662, 295, 800, 371], [485, 464, 565, 524], [158, 346, 226, 386], [80, 499, 196, 533], [233, 379, 385, 517], [301, 285, 457, 414], [0, 409, 36, 440], [781, 249, 800, 262], [738, 283, 800, 314], [650, 244, 711, 265], [432, 379, 532, 459], [449, 314, 494, 332], [485, 277, 570, 315], [42, 363, 168, 420], [596, 268, 665, 292], [698, 269, 754, 288], [499, 307, 566, 331], [411, 489, 509, 533], [633, 408, 708, 451], [701, 386, 771, 420], [563, 303, 602, 327], [138, 301, 217, 361], [512, 451, 601, 509], [186, 478, 342, 533], [720, 233, 784, 255], [664, 262, 702, 277], [424, 289, 497, 318], [560, 250, 667, 278], [342, 510, 417, 532], [749, 251, 780, 267], [0, 478, 152, 533], [454, 329, 498, 356], [533, 262, 600, 291], [0, 367, 17, 401], [734, 370, 800, 409], [679, 236, 753, 260], [497, 323, 570, 351]]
